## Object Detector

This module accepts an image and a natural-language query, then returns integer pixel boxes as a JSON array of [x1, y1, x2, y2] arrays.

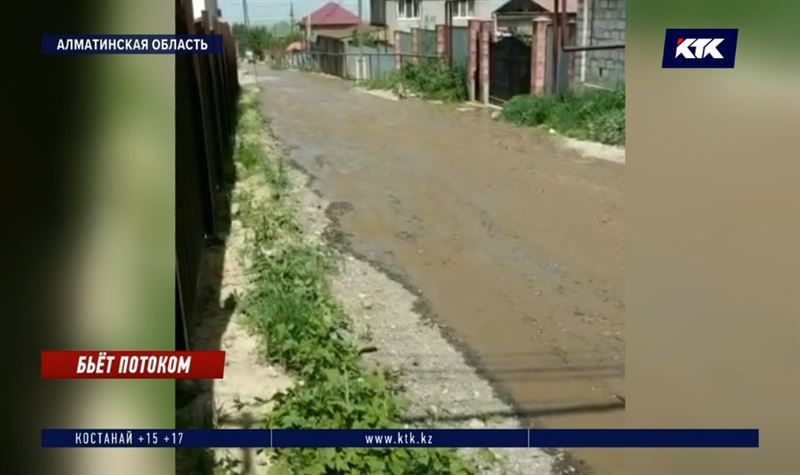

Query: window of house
[[454, 0, 475, 18], [398, 0, 420, 19]]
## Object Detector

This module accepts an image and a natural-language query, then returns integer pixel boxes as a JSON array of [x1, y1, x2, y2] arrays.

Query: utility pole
[[356, 0, 364, 80], [552, 0, 559, 95], [241, 0, 250, 28], [290, 1, 295, 30], [241, 0, 258, 81], [445, 0, 453, 67], [204, 0, 218, 31], [306, 11, 311, 44]]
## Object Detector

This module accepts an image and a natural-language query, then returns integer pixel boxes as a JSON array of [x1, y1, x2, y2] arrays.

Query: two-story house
[[371, 0, 506, 37]]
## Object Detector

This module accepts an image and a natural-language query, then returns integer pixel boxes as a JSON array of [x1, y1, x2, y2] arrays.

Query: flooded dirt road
[[257, 68, 625, 474]]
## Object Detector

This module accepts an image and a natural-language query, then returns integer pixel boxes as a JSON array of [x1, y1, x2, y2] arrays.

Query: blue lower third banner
[[42, 428, 759, 448], [41, 35, 223, 55]]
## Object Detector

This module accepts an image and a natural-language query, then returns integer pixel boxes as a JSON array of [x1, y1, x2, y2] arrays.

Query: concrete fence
[[574, 0, 625, 89]]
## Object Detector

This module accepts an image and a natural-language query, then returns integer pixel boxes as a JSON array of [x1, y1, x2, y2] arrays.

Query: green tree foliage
[[351, 30, 380, 47], [232, 23, 305, 59]]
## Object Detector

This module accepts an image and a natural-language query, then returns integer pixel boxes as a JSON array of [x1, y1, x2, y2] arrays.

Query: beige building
[[371, 0, 505, 37], [494, 0, 577, 37]]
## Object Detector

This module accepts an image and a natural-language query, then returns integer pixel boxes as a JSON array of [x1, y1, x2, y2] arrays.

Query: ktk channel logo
[[662, 28, 738, 68]]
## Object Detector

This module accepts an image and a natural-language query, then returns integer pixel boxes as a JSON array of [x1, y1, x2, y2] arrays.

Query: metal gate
[[489, 36, 531, 103]]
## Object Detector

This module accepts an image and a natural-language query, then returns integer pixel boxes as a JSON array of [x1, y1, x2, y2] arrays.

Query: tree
[[232, 23, 305, 60], [245, 26, 271, 60], [271, 21, 294, 36], [232, 23, 247, 38]]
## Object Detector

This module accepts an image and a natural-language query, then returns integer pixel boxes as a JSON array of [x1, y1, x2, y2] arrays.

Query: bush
[[588, 108, 625, 146], [360, 62, 467, 103], [501, 89, 625, 145], [400, 62, 467, 102], [498, 94, 555, 126]]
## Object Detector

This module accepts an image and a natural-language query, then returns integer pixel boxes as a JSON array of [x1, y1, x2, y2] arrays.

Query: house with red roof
[[298, 2, 363, 35]]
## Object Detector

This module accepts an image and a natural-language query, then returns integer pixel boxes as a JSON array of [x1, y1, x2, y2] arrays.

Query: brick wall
[[576, 0, 625, 88]]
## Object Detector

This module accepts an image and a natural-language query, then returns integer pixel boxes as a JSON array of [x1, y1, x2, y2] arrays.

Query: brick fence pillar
[[532, 17, 549, 94], [467, 20, 480, 101], [411, 28, 420, 64], [479, 21, 491, 104], [394, 30, 402, 70], [436, 25, 446, 57]]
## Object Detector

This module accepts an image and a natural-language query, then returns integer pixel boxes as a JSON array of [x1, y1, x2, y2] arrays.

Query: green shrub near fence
[[362, 61, 467, 103], [501, 89, 625, 145], [360, 71, 401, 91], [402, 62, 467, 102]]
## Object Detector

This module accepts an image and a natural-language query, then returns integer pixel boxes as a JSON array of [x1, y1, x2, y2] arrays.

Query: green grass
[[361, 61, 467, 103], [360, 71, 402, 91], [501, 89, 625, 145], [231, 89, 471, 475]]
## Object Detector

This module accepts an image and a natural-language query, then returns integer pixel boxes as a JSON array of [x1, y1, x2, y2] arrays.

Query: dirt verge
[[284, 159, 556, 474]]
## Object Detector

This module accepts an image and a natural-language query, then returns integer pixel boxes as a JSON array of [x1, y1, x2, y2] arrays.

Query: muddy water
[[258, 68, 625, 474]]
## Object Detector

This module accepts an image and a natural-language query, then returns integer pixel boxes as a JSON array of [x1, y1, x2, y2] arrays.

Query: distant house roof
[[299, 2, 361, 27], [495, 0, 579, 15], [285, 41, 305, 52]]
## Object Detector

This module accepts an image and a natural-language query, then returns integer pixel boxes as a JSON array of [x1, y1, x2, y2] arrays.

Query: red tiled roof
[[285, 41, 305, 52], [299, 2, 361, 26]]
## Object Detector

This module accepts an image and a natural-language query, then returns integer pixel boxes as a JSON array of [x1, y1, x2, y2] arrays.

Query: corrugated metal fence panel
[[176, 0, 207, 349], [544, 26, 570, 95], [345, 53, 359, 80], [343, 44, 397, 80], [374, 49, 397, 77], [398, 32, 412, 54], [175, 0, 239, 349], [420, 29, 437, 56], [288, 51, 318, 70], [451, 26, 469, 67], [315, 37, 345, 77]]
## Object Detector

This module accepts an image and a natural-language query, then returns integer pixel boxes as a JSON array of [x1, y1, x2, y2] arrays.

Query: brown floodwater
[[258, 67, 626, 475]]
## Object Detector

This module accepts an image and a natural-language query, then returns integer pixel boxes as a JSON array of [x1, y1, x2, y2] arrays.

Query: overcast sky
[[193, 0, 371, 25]]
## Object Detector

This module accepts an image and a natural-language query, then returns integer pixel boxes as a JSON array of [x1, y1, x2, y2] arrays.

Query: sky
[[193, 0, 372, 26]]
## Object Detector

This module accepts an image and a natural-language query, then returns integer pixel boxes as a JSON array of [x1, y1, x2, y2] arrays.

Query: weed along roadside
[[359, 62, 468, 103], [231, 87, 471, 474], [500, 89, 626, 146]]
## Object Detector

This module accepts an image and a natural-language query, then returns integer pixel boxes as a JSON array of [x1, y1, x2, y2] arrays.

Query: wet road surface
[[257, 68, 625, 474]]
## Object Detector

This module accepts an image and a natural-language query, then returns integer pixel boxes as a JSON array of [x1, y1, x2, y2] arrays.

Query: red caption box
[[41, 351, 226, 379]]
